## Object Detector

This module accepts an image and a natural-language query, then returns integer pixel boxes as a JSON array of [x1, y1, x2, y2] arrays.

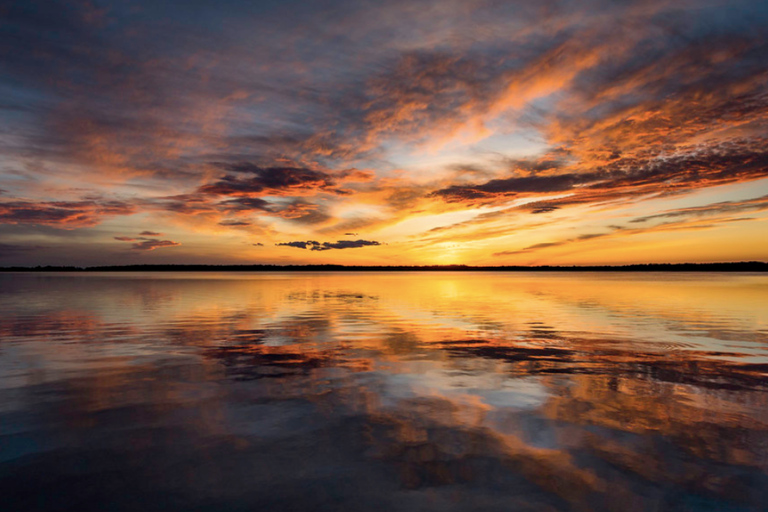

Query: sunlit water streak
[[1, 272, 767, 511]]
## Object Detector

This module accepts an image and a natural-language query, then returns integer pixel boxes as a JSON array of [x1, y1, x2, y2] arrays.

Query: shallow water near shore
[[1, 271, 767, 511]]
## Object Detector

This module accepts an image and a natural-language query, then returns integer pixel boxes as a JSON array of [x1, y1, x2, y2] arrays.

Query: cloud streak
[[494, 195, 768, 257], [0, 200, 135, 228], [114, 233, 182, 251]]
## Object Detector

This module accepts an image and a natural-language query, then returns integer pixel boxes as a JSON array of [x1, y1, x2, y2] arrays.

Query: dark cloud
[[276, 241, 320, 250], [431, 171, 607, 202], [432, 139, 768, 207], [200, 165, 341, 197], [139, 231, 162, 236], [217, 197, 274, 212], [147, 190, 333, 227], [0, 200, 135, 228], [215, 196, 331, 224], [597, 140, 768, 193], [529, 204, 560, 214], [277, 239, 381, 251], [148, 194, 218, 215], [319, 240, 382, 250], [219, 220, 252, 226]]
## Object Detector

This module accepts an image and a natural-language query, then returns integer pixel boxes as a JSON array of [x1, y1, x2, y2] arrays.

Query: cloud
[[129, 239, 182, 251], [217, 197, 274, 212], [139, 231, 162, 236], [276, 241, 320, 250], [277, 239, 382, 251], [319, 240, 382, 250], [219, 220, 252, 226], [431, 171, 607, 203], [200, 164, 345, 197], [114, 233, 182, 251], [355, 51, 495, 149], [492, 231, 617, 256], [431, 139, 768, 210], [529, 205, 560, 214], [493, 194, 768, 256], [2, 0, 768, 264], [271, 201, 332, 224], [0, 200, 135, 228], [147, 194, 219, 215], [409, 4, 768, 224], [629, 195, 768, 223], [214, 196, 331, 224]]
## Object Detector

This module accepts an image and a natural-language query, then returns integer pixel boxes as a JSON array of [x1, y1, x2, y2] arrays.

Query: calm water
[[1, 272, 768, 512]]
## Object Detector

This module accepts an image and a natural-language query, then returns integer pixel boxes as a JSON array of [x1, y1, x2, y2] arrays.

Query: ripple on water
[[1, 272, 768, 511]]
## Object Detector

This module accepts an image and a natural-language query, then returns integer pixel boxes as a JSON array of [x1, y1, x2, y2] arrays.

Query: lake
[[1, 272, 767, 511]]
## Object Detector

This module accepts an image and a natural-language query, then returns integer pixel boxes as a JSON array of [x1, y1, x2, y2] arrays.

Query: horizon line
[[1, 261, 767, 272]]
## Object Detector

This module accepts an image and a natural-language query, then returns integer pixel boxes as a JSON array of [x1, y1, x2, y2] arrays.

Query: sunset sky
[[1, 0, 767, 266]]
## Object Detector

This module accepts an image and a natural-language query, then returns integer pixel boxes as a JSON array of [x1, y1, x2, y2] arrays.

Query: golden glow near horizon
[[1, 0, 767, 266]]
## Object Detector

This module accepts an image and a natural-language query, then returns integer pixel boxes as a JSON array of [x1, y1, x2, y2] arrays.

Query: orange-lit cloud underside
[[0, 0, 767, 265]]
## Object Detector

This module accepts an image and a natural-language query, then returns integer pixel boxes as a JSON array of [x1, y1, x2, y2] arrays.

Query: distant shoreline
[[1, 262, 766, 272]]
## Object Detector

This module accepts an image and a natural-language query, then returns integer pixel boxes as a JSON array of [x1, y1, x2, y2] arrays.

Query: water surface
[[1, 272, 767, 511]]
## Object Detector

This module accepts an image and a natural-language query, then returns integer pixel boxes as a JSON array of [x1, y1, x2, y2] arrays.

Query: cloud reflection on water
[[1, 272, 767, 511]]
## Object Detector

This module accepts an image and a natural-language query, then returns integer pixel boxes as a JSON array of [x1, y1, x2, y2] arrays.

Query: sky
[[1, 0, 767, 266]]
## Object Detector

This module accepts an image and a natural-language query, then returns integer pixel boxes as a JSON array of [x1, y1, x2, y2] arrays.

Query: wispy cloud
[[494, 195, 768, 257]]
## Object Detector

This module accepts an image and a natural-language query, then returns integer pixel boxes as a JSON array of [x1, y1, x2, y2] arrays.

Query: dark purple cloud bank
[[277, 240, 382, 251]]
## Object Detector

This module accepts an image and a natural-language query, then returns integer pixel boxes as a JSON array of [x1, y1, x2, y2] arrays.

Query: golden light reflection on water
[[1, 272, 767, 511]]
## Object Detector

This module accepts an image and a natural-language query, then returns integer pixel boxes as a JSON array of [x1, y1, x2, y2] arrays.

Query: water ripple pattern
[[1, 271, 767, 511]]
